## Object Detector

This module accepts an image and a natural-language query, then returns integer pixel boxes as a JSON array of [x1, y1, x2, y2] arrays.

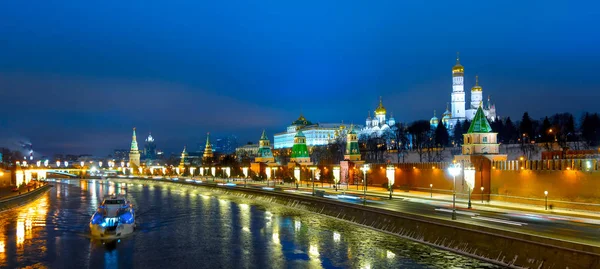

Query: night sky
[[1, 1, 599, 156]]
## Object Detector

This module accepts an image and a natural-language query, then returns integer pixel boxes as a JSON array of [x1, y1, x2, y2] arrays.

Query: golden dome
[[374, 96, 386, 115], [471, 75, 482, 91], [452, 52, 464, 73]]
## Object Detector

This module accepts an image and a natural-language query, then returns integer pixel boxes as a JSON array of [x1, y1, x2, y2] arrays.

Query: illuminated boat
[[89, 195, 135, 239]]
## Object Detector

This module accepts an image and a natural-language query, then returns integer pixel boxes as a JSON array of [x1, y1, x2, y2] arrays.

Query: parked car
[[11, 186, 19, 192]]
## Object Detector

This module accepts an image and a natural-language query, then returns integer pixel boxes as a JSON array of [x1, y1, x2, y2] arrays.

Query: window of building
[[483, 137, 488, 143]]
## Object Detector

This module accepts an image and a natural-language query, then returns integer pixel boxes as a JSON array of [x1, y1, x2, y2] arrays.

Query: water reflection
[[0, 180, 498, 269]]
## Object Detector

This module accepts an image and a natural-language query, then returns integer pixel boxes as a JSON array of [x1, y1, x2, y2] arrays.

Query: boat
[[89, 195, 135, 239]]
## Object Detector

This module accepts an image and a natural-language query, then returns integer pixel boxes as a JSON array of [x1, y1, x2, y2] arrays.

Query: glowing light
[[36, 161, 41, 167], [333, 232, 341, 242], [544, 191, 548, 196], [99, 161, 103, 167], [80, 161, 84, 167], [272, 233, 280, 243], [294, 220, 301, 232], [44, 160, 49, 167], [309, 245, 319, 257], [386, 250, 396, 259], [386, 165, 395, 186], [333, 166, 340, 185], [447, 163, 461, 177], [464, 167, 476, 190], [242, 167, 248, 178], [294, 167, 300, 183], [64, 161, 68, 167]]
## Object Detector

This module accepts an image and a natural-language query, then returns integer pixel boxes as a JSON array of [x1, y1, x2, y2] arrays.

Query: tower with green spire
[[255, 130, 275, 163], [179, 146, 188, 168], [128, 127, 140, 167], [461, 104, 499, 155], [203, 133, 213, 160], [344, 124, 361, 161], [290, 130, 311, 164]]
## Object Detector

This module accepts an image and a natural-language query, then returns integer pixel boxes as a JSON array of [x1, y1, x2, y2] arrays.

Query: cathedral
[[431, 53, 497, 131], [360, 97, 396, 137]]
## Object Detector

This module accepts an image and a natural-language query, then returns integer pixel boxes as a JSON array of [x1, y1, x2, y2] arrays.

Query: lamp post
[[544, 190, 548, 210], [360, 164, 370, 205], [481, 186, 485, 203], [309, 166, 317, 196], [430, 184, 433, 198], [386, 165, 395, 200], [448, 163, 461, 220]]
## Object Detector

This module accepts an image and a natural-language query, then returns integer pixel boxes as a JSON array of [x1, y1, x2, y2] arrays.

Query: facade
[[128, 128, 140, 167], [274, 114, 358, 149], [461, 105, 500, 155], [235, 143, 259, 161], [178, 146, 188, 168], [436, 54, 497, 131], [255, 130, 275, 163], [144, 133, 157, 160], [344, 125, 361, 161], [290, 130, 311, 164], [360, 97, 396, 137]]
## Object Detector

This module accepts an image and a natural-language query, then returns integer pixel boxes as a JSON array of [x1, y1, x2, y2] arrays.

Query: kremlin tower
[[255, 130, 275, 163], [450, 52, 466, 129], [344, 124, 361, 161], [290, 130, 311, 164], [129, 128, 141, 168], [203, 133, 213, 161]]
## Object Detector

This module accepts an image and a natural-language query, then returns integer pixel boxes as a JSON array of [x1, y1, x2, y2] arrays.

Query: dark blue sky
[[1, 1, 599, 156]]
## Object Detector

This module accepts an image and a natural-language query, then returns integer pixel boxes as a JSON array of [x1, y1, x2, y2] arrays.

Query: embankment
[[0, 185, 52, 212]]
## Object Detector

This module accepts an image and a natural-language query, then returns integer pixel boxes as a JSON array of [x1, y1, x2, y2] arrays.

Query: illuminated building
[[290, 130, 311, 164], [273, 114, 357, 149], [179, 146, 188, 168], [255, 130, 275, 163], [128, 128, 140, 167], [344, 124, 361, 161], [360, 97, 396, 137], [441, 53, 497, 130], [144, 133, 157, 160], [202, 133, 214, 160], [461, 105, 499, 155]]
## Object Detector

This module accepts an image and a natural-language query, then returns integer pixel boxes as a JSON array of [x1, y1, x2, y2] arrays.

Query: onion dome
[[292, 113, 312, 126], [471, 75, 482, 91], [452, 52, 464, 74], [430, 110, 439, 126], [374, 96, 386, 115]]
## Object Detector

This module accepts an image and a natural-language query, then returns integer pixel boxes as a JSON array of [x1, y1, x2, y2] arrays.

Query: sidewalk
[[0, 184, 44, 202]]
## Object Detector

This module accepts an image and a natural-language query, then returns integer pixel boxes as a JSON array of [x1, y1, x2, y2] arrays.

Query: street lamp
[[309, 166, 317, 196], [430, 184, 433, 198], [56, 161, 60, 167], [481, 186, 485, 203], [360, 164, 370, 205], [386, 165, 395, 200], [544, 190, 548, 210], [447, 163, 461, 220]]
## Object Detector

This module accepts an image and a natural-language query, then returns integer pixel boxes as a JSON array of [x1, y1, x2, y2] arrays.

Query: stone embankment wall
[[114, 178, 600, 269], [0, 184, 52, 212]]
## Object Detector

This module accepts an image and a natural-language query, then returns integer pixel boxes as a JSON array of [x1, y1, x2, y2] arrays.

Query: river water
[[0, 179, 499, 269]]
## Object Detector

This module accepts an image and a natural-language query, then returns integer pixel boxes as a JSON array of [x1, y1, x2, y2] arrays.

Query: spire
[[456, 51, 460, 63], [260, 129, 268, 140], [130, 127, 139, 151], [475, 75, 479, 86], [182, 145, 187, 154], [203, 133, 213, 159], [467, 106, 493, 133], [205, 132, 210, 146], [433, 109, 436, 117]]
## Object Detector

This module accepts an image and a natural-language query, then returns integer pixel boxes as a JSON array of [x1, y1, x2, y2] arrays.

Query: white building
[[273, 114, 359, 149], [434, 53, 497, 131], [360, 97, 396, 137]]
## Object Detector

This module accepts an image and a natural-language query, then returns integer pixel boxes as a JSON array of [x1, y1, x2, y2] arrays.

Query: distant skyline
[[1, 1, 599, 156]]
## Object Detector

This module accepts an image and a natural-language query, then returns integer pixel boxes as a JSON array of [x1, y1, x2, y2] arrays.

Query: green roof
[[468, 105, 493, 133], [260, 129, 268, 140], [291, 142, 309, 158], [292, 114, 312, 126]]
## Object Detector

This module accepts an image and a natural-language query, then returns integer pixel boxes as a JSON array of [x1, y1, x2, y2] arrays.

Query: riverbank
[[94, 177, 599, 269], [0, 184, 52, 212]]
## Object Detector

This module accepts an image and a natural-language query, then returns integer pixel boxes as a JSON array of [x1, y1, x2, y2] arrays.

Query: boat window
[[104, 200, 125, 204]]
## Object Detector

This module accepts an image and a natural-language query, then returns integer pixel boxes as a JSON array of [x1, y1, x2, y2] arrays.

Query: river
[[0, 179, 499, 268]]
